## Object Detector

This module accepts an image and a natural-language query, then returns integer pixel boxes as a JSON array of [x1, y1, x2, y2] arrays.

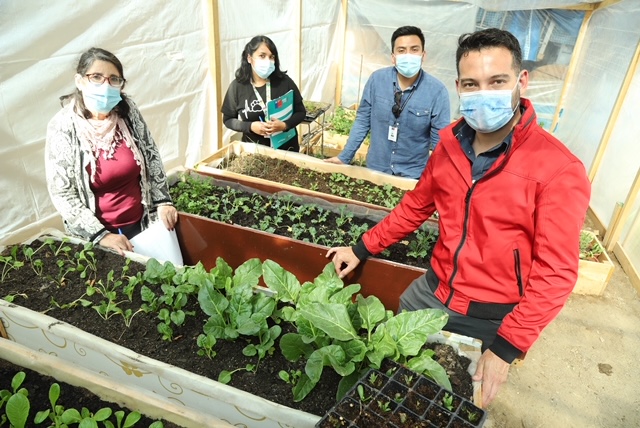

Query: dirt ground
[[485, 254, 640, 428]]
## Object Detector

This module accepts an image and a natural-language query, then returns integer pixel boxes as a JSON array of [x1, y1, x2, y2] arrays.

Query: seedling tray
[[316, 360, 486, 428]]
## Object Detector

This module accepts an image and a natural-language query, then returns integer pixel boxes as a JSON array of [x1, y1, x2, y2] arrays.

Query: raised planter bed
[[574, 230, 615, 295], [193, 142, 417, 213], [1, 231, 482, 427], [0, 339, 192, 428]]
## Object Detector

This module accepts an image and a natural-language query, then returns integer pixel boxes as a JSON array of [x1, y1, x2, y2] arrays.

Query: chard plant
[[260, 261, 452, 402], [0, 246, 24, 282], [197, 258, 281, 364]]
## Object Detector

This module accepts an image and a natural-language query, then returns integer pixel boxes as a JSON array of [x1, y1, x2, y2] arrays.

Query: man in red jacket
[[327, 28, 591, 407]]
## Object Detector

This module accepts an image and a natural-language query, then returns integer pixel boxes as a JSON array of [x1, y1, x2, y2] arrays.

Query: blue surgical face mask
[[459, 81, 519, 133], [83, 82, 122, 114], [394, 54, 422, 78], [253, 58, 275, 79]]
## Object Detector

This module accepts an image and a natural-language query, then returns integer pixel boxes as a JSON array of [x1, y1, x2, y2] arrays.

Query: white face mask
[[252, 58, 275, 79], [394, 54, 422, 78], [458, 79, 520, 133]]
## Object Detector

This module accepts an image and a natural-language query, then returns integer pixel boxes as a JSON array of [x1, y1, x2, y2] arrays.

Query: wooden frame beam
[[613, 242, 640, 294], [550, 10, 592, 134], [209, 0, 223, 151], [335, 0, 348, 108], [588, 42, 640, 181], [604, 167, 640, 251]]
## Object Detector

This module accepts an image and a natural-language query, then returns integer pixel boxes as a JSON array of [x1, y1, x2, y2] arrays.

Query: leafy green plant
[[218, 364, 256, 384], [0, 371, 30, 428], [327, 106, 357, 136], [0, 246, 25, 282], [579, 230, 604, 261], [264, 262, 452, 402], [407, 228, 439, 260]]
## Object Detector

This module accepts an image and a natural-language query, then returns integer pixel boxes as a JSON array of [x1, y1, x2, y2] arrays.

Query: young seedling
[[377, 400, 391, 412], [393, 392, 404, 404], [356, 384, 372, 403], [465, 408, 479, 422], [218, 364, 256, 384], [0, 371, 30, 428], [278, 369, 302, 385], [442, 392, 454, 411]]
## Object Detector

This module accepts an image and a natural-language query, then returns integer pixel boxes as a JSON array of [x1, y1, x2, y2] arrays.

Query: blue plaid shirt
[[338, 66, 450, 179]]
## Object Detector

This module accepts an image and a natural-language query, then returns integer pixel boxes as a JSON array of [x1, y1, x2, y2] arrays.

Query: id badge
[[388, 125, 398, 142]]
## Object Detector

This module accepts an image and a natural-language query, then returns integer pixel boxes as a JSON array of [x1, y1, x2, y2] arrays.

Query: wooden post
[[549, 11, 592, 134], [209, 0, 223, 151], [334, 0, 348, 108], [604, 167, 640, 251], [588, 41, 640, 181]]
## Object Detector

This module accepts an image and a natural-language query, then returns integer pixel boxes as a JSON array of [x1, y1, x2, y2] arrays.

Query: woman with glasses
[[45, 47, 177, 255], [221, 35, 306, 151]]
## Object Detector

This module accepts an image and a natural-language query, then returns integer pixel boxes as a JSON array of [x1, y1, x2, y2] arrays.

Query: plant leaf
[[300, 303, 358, 341], [408, 352, 452, 391], [385, 309, 448, 356], [262, 259, 300, 303], [6, 392, 30, 428]]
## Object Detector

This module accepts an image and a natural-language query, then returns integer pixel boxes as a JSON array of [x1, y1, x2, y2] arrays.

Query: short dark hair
[[235, 35, 286, 84], [60, 47, 130, 119], [391, 26, 425, 51], [456, 28, 522, 76]]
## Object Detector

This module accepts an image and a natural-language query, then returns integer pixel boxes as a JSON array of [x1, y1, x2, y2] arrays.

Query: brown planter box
[[176, 213, 424, 312]]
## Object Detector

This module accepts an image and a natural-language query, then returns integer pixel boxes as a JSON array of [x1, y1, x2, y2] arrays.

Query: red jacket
[[361, 99, 590, 358]]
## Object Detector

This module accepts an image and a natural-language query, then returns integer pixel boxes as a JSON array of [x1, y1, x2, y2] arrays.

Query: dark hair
[[235, 35, 285, 84], [456, 28, 522, 76], [60, 47, 130, 119], [391, 26, 425, 51]]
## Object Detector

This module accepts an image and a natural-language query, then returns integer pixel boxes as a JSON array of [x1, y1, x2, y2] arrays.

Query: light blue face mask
[[83, 82, 122, 114], [253, 59, 275, 79], [394, 54, 422, 78], [459, 82, 519, 133]]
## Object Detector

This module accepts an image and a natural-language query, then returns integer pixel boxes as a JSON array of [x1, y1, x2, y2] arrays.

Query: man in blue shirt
[[325, 25, 450, 179]]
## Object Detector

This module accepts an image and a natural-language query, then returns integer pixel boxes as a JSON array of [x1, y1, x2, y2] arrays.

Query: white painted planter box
[[0, 231, 483, 426]]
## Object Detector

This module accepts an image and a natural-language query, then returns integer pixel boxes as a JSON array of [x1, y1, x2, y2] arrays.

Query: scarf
[[72, 100, 143, 182]]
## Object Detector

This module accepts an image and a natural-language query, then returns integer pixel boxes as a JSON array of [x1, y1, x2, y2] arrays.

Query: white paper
[[129, 221, 184, 266]]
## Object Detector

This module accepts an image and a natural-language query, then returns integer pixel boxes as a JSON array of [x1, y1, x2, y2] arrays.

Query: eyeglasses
[[392, 91, 402, 118], [85, 73, 126, 88]]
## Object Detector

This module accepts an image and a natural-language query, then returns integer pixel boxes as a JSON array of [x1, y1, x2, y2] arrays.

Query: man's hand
[[326, 246, 360, 278], [99, 233, 133, 256], [324, 156, 344, 165], [472, 349, 510, 407], [158, 205, 178, 230]]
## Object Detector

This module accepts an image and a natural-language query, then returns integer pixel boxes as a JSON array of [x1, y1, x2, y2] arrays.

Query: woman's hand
[[158, 205, 178, 230], [264, 119, 286, 134], [250, 121, 271, 136], [99, 233, 133, 256]]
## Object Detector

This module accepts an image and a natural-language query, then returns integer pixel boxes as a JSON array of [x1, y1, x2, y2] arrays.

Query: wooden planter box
[[305, 131, 369, 164], [574, 231, 615, 296], [193, 142, 416, 213]]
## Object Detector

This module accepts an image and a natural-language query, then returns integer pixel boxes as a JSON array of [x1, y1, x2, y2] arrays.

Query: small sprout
[[442, 392, 454, 411], [357, 384, 372, 403], [465, 408, 479, 422], [368, 372, 378, 385], [377, 400, 391, 412], [393, 392, 403, 404]]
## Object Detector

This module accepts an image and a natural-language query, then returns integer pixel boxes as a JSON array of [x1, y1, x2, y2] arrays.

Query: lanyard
[[251, 81, 271, 118]]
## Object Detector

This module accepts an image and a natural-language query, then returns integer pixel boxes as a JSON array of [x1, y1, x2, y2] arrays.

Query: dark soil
[[1, 240, 473, 422], [170, 173, 435, 271], [0, 359, 179, 427], [220, 153, 408, 209]]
